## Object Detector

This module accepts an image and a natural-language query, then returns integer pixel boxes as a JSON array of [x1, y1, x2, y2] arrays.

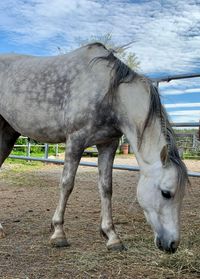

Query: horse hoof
[[50, 237, 70, 248], [107, 242, 127, 252]]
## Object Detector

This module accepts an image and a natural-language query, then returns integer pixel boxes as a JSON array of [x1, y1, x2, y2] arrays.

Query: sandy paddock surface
[[0, 156, 200, 279]]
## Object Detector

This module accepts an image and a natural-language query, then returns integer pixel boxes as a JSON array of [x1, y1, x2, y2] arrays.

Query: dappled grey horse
[[0, 43, 188, 253]]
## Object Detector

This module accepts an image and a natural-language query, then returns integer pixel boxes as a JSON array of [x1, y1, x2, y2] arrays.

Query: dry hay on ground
[[0, 160, 200, 279]]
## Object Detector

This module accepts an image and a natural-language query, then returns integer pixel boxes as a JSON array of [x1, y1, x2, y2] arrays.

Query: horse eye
[[161, 190, 172, 199]]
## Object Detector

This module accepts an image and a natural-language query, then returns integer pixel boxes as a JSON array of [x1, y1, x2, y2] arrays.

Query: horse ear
[[160, 145, 169, 167]]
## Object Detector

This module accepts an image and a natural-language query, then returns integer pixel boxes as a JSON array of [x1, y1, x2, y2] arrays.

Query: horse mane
[[89, 43, 137, 103], [147, 85, 189, 190], [90, 42, 189, 190]]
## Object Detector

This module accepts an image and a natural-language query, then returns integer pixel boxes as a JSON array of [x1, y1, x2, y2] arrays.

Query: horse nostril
[[156, 236, 164, 251], [170, 241, 178, 253]]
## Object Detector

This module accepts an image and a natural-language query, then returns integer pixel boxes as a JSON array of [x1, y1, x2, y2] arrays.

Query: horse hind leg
[[97, 139, 125, 251], [0, 116, 20, 238], [0, 116, 20, 167]]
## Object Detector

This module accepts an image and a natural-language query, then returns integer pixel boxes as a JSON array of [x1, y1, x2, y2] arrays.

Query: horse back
[[0, 44, 113, 142]]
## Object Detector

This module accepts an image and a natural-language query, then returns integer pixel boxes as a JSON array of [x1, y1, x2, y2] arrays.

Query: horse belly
[[0, 97, 66, 143]]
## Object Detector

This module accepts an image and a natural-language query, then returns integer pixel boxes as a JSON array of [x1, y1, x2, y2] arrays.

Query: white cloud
[[1, 0, 199, 126], [161, 87, 200, 95], [169, 110, 200, 116], [165, 103, 200, 108], [0, 0, 200, 74], [159, 78, 200, 96], [168, 109, 200, 123], [168, 110, 199, 123], [170, 115, 199, 123], [160, 79, 200, 91]]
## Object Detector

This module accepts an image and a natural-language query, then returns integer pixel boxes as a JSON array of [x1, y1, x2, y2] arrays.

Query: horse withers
[[0, 43, 188, 253]]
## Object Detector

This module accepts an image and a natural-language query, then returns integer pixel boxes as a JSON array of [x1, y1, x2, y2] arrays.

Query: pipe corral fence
[[9, 73, 200, 178]]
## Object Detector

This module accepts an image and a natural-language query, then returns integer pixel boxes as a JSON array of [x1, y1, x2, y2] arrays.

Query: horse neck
[[122, 119, 166, 171], [116, 82, 166, 172]]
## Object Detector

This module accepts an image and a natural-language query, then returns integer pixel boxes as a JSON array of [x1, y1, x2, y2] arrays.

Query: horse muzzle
[[155, 235, 179, 253]]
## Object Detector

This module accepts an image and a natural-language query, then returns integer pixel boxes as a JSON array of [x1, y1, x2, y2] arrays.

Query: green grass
[[11, 150, 58, 157], [5, 158, 45, 167], [183, 155, 200, 160]]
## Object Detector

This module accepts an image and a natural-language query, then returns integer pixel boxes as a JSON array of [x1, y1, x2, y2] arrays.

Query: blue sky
[[0, 0, 199, 124]]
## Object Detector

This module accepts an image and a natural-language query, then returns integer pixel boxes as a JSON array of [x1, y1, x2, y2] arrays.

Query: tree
[[80, 33, 140, 70], [58, 33, 140, 70]]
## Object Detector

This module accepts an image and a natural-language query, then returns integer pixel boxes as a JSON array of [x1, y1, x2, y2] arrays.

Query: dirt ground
[[0, 157, 200, 279]]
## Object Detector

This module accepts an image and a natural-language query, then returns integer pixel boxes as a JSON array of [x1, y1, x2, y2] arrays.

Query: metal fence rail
[[8, 154, 200, 177], [152, 73, 200, 82]]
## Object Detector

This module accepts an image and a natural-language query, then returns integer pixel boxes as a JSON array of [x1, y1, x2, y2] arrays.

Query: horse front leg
[[97, 139, 125, 251], [50, 135, 84, 247]]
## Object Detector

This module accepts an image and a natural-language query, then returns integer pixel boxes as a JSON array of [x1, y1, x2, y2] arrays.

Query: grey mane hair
[[90, 42, 189, 190], [89, 43, 137, 103], [148, 85, 189, 190], [137, 81, 189, 190]]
